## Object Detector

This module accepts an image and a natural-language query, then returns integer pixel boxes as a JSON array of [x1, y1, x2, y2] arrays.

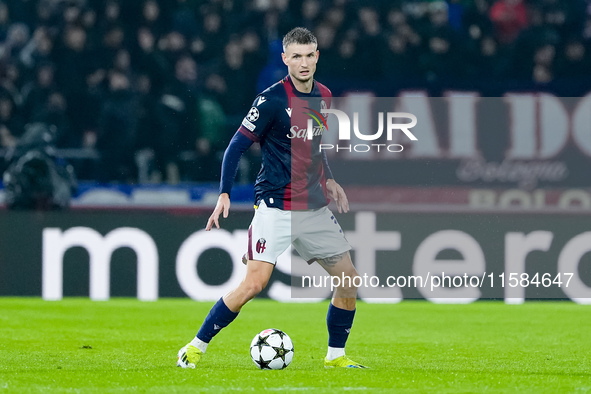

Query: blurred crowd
[[0, 0, 590, 183]]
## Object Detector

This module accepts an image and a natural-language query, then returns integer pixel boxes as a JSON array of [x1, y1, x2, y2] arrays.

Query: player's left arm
[[323, 151, 349, 213], [318, 87, 349, 211], [326, 179, 349, 214]]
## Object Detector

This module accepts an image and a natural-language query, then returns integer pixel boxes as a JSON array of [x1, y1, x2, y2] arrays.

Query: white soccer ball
[[250, 328, 294, 370]]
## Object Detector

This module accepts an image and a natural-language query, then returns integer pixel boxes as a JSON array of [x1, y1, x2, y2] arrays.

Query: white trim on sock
[[326, 346, 345, 361], [190, 337, 208, 353]]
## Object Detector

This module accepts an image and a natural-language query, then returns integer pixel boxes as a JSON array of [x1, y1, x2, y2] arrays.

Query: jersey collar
[[285, 75, 317, 97]]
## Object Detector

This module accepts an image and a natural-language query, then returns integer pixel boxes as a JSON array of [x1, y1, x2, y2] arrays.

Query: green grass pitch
[[0, 298, 590, 393]]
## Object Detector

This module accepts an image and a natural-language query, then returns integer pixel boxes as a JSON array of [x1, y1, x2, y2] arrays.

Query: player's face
[[282, 43, 319, 85]]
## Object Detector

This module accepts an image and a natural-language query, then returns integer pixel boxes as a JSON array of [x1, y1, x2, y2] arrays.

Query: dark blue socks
[[196, 299, 354, 347], [327, 303, 356, 348], [196, 298, 239, 343]]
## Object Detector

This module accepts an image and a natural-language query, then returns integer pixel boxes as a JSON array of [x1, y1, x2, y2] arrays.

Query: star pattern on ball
[[256, 355, 273, 369], [250, 329, 294, 370], [274, 346, 287, 362], [256, 336, 269, 347]]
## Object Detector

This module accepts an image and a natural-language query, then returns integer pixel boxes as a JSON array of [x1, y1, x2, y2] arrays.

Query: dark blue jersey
[[236, 75, 333, 210]]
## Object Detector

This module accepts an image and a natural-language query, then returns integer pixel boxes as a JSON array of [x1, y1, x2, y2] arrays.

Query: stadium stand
[[0, 0, 590, 184]]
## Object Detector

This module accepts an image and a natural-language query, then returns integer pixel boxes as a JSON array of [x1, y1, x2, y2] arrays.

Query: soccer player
[[177, 27, 366, 369]]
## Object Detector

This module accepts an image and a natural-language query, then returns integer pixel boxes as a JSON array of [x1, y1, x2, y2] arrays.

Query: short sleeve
[[238, 95, 276, 142]]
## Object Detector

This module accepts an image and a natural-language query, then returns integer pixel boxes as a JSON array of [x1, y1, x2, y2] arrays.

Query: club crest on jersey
[[256, 238, 267, 254], [246, 107, 259, 122]]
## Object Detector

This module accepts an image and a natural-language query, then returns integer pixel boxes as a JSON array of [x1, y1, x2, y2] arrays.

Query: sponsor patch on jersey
[[242, 118, 256, 131], [256, 96, 267, 106], [246, 107, 260, 122]]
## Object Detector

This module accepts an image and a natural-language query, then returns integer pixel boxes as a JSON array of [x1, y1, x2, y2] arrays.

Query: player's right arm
[[206, 192, 230, 230], [206, 132, 253, 230], [206, 94, 275, 230]]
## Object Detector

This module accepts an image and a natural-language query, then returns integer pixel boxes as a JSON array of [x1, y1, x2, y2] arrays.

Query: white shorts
[[247, 200, 351, 264]]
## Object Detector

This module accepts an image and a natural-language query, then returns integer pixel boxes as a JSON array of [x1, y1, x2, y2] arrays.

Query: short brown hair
[[282, 27, 317, 51]]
